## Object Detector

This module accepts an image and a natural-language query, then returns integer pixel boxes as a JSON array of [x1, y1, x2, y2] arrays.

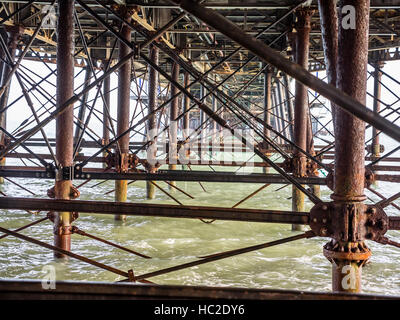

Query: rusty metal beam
[[0, 196, 309, 225], [0, 279, 397, 300]]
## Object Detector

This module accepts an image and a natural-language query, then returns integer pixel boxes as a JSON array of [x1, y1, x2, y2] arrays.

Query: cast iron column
[[168, 61, 179, 189], [318, 0, 339, 130], [263, 67, 272, 175], [102, 61, 111, 168], [54, 0, 76, 258], [292, 9, 314, 231], [324, 0, 371, 293], [182, 71, 190, 138], [0, 27, 20, 184], [371, 61, 384, 158], [115, 8, 132, 221], [146, 44, 159, 199]]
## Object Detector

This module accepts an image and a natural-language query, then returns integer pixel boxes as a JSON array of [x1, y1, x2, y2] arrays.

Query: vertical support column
[[324, 0, 371, 293], [168, 61, 180, 190], [146, 44, 159, 199], [292, 9, 314, 231], [199, 84, 207, 145], [54, 0, 76, 258], [102, 61, 111, 168], [318, 0, 339, 130], [371, 61, 384, 158], [0, 27, 20, 184], [182, 71, 191, 139], [283, 75, 294, 141], [263, 67, 272, 174], [277, 78, 289, 141], [182, 71, 191, 170], [115, 8, 132, 221]]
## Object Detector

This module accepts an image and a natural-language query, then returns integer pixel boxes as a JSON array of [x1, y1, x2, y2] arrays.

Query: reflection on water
[[0, 161, 399, 296]]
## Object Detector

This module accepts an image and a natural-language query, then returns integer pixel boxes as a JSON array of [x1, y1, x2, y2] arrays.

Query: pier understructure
[[1, 0, 400, 299]]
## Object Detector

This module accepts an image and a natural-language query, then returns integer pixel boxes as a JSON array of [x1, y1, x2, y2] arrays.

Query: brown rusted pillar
[[168, 61, 180, 190], [324, 0, 371, 293], [318, 0, 339, 130], [181, 71, 191, 170], [146, 44, 159, 199], [0, 27, 20, 184], [183, 71, 190, 138], [263, 66, 272, 174], [371, 61, 384, 158], [102, 61, 111, 168], [54, 0, 76, 258], [292, 9, 314, 231], [115, 8, 132, 221]]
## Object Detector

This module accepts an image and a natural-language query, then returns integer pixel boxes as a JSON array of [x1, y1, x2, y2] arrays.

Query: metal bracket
[[309, 202, 389, 242], [134, 44, 140, 60], [56, 166, 74, 181], [73, 164, 90, 179]]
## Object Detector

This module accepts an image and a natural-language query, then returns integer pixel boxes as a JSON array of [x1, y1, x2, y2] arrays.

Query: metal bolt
[[322, 218, 327, 224], [313, 218, 317, 223], [322, 205, 328, 211]]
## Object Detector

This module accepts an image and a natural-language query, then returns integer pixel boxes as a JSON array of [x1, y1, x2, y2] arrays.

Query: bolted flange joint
[[47, 185, 80, 199], [326, 169, 376, 191], [48, 211, 79, 223], [366, 144, 385, 156], [283, 156, 320, 177], [309, 202, 388, 242], [323, 239, 371, 268], [54, 225, 73, 236]]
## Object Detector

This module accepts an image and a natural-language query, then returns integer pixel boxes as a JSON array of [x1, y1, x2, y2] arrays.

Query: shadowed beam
[[0, 197, 309, 225]]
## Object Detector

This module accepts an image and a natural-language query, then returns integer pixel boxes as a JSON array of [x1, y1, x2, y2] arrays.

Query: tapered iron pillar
[[371, 61, 384, 158], [102, 61, 111, 168], [292, 9, 314, 231], [324, 0, 371, 293], [115, 9, 132, 221], [54, 0, 76, 258], [263, 67, 272, 174], [0, 27, 20, 184], [146, 44, 159, 199], [168, 61, 180, 190]]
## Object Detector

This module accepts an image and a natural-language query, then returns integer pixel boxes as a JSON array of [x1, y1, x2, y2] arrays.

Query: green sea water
[[0, 155, 399, 296]]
